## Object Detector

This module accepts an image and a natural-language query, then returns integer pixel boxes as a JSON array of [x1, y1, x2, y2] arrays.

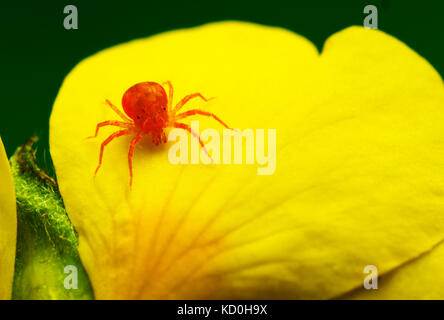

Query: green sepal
[[10, 136, 94, 300]]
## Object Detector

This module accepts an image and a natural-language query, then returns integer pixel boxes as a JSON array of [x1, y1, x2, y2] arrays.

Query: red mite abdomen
[[121, 82, 168, 130]]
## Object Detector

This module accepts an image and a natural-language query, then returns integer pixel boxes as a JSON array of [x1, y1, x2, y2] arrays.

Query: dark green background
[[1, 0, 443, 168]]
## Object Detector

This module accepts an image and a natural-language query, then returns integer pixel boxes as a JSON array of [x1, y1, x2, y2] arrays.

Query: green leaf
[[10, 136, 93, 300]]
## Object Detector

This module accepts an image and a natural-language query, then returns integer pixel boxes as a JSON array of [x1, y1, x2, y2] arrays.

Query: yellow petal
[[0, 137, 17, 299], [343, 241, 444, 299], [50, 22, 444, 299]]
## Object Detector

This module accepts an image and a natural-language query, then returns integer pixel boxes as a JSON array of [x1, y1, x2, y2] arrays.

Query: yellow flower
[[50, 21, 444, 299], [0, 137, 17, 300]]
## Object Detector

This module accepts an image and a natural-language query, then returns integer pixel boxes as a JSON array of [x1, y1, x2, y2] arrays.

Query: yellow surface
[[344, 240, 444, 299], [50, 21, 444, 299], [0, 137, 16, 299]]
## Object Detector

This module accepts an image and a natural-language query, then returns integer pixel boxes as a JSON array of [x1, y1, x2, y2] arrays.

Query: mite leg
[[87, 120, 133, 139], [161, 131, 167, 144], [173, 122, 212, 161], [172, 93, 214, 114], [105, 99, 132, 122], [173, 109, 232, 129], [162, 81, 174, 110], [127, 133, 145, 187], [95, 129, 132, 175]]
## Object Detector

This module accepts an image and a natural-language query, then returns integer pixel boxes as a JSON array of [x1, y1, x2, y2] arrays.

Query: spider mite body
[[122, 82, 169, 145], [89, 81, 232, 187]]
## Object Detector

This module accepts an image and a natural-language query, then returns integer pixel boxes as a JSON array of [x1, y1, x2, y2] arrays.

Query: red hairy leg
[[172, 93, 214, 114], [105, 99, 132, 122], [127, 132, 145, 187], [95, 129, 133, 175], [173, 122, 213, 161], [162, 81, 174, 110], [87, 120, 133, 139], [174, 109, 232, 129]]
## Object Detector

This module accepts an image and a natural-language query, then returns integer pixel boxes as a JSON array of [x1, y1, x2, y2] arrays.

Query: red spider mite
[[88, 81, 232, 187]]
